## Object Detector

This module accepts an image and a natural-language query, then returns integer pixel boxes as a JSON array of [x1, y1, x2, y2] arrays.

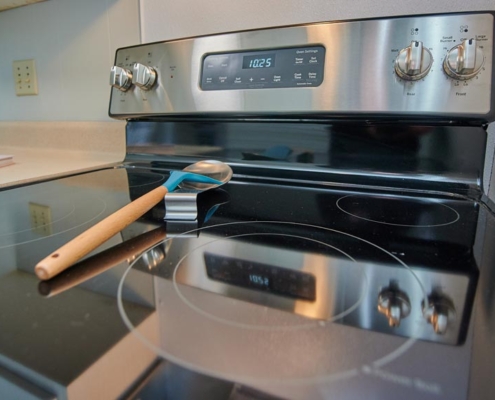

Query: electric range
[[2, 11, 495, 400]]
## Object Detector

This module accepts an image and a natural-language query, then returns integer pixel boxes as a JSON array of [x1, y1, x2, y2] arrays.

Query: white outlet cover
[[12, 59, 38, 96]]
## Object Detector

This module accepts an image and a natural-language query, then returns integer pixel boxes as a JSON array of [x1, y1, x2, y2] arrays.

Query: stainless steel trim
[[109, 12, 494, 120]]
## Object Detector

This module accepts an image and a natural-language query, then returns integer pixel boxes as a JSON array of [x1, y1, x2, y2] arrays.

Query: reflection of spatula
[[38, 226, 168, 297], [35, 160, 233, 280]]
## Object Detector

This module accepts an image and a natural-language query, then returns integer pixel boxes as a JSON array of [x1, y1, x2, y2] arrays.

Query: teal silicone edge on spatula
[[163, 171, 223, 191]]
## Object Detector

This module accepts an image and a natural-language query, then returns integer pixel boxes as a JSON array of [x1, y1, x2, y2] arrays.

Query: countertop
[[0, 121, 126, 188]]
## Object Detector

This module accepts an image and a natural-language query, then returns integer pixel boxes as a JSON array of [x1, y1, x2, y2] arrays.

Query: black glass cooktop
[[0, 165, 494, 400]]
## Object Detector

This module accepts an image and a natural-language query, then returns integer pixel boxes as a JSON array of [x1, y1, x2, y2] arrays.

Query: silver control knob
[[132, 63, 157, 90], [378, 286, 411, 327], [443, 39, 485, 80], [395, 41, 433, 81], [109, 66, 132, 92], [423, 293, 456, 335]]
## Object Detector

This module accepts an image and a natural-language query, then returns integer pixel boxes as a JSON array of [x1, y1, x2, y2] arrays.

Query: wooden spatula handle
[[35, 185, 168, 280]]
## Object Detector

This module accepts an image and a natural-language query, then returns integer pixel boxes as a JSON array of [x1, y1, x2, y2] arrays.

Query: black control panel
[[200, 46, 325, 91], [204, 252, 316, 301]]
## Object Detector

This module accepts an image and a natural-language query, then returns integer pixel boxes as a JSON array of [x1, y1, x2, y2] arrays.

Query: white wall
[[0, 0, 140, 121], [140, 0, 495, 42]]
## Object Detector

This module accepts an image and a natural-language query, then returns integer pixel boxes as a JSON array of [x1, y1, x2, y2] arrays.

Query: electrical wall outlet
[[29, 202, 52, 236], [13, 59, 38, 96]]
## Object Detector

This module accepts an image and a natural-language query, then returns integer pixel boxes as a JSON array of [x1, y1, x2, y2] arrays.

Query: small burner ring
[[336, 195, 460, 227]]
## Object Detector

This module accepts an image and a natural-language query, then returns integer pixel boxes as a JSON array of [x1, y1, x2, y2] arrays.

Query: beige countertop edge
[[0, 147, 124, 188], [0, 121, 126, 188]]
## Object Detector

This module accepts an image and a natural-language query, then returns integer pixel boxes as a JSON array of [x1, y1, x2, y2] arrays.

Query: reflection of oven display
[[204, 253, 316, 301]]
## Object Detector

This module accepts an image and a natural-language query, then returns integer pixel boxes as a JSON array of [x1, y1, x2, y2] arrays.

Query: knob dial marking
[[133, 63, 157, 90], [110, 66, 133, 92], [443, 39, 485, 80], [395, 41, 433, 81]]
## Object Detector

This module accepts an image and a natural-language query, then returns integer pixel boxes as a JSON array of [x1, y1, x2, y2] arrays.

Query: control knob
[[443, 39, 485, 80], [423, 293, 456, 335], [132, 63, 157, 90], [378, 285, 411, 327], [395, 41, 433, 81], [109, 66, 132, 92]]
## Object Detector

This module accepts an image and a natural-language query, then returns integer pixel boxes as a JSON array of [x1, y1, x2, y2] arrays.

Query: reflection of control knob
[[443, 39, 485, 80], [394, 41, 433, 81], [423, 293, 456, 335], [110, 66, 133, 92], [378, 284, 411, 327], [132, 63, 157, 90], [140, 246, 166, 269]]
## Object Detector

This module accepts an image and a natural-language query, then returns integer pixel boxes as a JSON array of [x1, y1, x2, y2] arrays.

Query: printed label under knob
[[133, 63, 157, 90], [443, 39, 485, 80], [395, 41, 433, 81], [110, 66, 133, 92]]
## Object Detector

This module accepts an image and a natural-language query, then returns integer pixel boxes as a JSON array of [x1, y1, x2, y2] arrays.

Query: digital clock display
[[242, 54, 275, 69]]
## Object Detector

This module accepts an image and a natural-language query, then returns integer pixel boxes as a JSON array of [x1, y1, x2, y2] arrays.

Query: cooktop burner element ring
[[172, 232, 368, 331], [126, 172, 167, 188], [336, 195, 460, 227], [117, 220, 428, 386]]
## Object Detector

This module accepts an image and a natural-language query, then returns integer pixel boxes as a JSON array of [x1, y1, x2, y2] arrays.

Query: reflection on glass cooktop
[[0, 166, 493, 400]]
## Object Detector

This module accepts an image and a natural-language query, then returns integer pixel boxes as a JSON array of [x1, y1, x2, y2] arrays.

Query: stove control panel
[[109, 12, 494, 121]]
